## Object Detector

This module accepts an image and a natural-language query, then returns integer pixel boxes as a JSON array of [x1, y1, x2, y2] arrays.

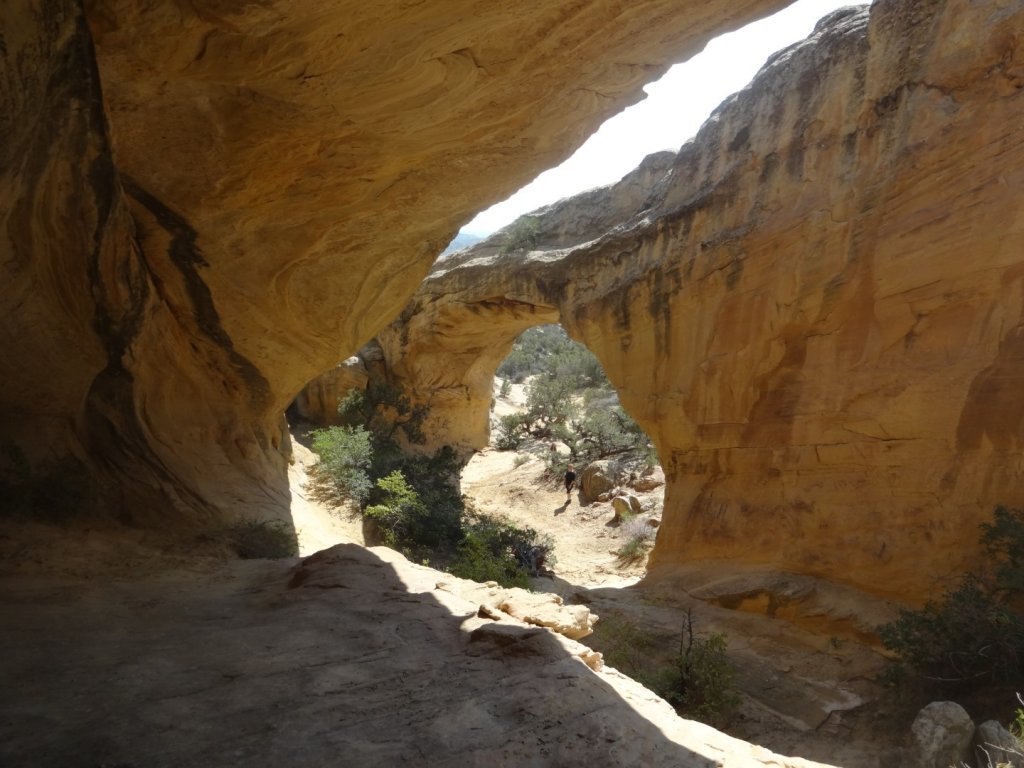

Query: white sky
[[464, 0, 861, 235]]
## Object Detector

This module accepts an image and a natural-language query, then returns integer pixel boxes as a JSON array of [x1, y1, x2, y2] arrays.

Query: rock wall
[[372, 0, 1024, 604], [0, 0, 788, 522]]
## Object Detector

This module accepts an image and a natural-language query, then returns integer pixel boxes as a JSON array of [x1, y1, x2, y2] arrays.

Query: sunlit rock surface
[[368, 0, 1024, 604], [1, 0, 789, 522]]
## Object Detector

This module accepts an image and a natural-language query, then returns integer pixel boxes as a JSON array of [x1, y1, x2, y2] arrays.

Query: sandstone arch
[[360, 1, 1024, 605], [1, 0, 791, 525]]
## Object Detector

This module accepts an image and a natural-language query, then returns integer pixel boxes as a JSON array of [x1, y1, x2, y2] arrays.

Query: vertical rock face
[[361, 0, 1024, 604], [1, 0, 789, 521], [574, 0, 1024, 602]]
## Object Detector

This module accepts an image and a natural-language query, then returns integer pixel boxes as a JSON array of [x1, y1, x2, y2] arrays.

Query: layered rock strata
[[369, 0, 1024, 604], [0, 0, 789, 521]]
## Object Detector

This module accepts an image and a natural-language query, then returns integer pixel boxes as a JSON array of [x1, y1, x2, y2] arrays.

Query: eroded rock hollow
[[359, 0, 1024, 605], [1, 0, 789, 523]]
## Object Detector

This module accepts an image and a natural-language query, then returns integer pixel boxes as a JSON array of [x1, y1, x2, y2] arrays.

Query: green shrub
[[314, 379, 556, 579], [571, 405, 649, 463], [597, 610, 738, 727], [373, 447, 464, 552], [878, 506, 1024, 688], [499, 216, 540, 255], [493, 324, 653, 467], [495, 413, 528, 451], [614, 537, 648, 563], [225, 518, 298, 559], [308, 426, 373, 505], [655, 627, 738, 727], [496, 325, 578, 383], [615, 519, 654, 564], [338, 382, 428, 447], [499, 378, 512, 398], [450, 511, 554, 587], [450, 528, 531, 589], [364, 471, 427, 547]]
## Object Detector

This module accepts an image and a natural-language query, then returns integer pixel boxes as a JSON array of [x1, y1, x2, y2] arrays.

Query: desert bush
[[615, 517, 655, 563], [614, 536, 648, 564], [225, 518, 298, 559], [496, 325, 580, 383], [499, 215, 540, 255], [495, 412, 529, 450], [570, 405, 649, 463], [450, 511, 554, 587], [597, 610, 739, 727], [313, 378, 555, 581], [308, 425, 373, 505], [364, 471, 428, 548], [338, 382, 428, 447], [449, 527, 531, 589], [513, 454, 531, 468], [878, 506, 1024, 689], [499, 378, 512, 398], [654, 624, 739, 727], [493, 324, 653, 468]]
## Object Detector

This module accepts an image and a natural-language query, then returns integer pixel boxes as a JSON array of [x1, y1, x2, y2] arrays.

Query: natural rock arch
[[336, 2, 1024, 607], [1, 0, 790, 527]]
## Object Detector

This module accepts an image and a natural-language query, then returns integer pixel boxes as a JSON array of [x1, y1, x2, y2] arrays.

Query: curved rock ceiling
[[0, 0, 788, 521]]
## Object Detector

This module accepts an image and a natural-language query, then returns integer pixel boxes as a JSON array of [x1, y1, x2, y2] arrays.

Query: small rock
[[611, 496, 632, 522], [909, 701, 975, 768], [632, 466, 665, 492], [646, 517, 661, 528], [627, 494, 642, 515], [580, 460, 626, 503], [974, 720, 1022, 768]]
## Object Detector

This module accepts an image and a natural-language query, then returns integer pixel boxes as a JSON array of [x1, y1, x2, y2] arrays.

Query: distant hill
[[442, 231, 486, 255]]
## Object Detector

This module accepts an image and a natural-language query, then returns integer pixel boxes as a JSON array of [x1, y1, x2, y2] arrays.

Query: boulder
[[910, 701, 975, 768], [632, 466, 665, 492], [580, 460, 625, 504], [974, 720, 1022, 768]]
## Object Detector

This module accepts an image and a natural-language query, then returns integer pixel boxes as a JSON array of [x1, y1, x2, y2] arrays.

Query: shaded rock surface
[[974, 720, 1023, 768], [0, 544, 836, 768], [363, 0, 1024, 604]]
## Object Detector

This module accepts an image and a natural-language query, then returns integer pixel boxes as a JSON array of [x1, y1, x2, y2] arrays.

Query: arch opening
[[461, 322, 666, 585]]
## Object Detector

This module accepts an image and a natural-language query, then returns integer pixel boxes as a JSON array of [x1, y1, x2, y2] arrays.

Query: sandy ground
[[460, 447, 651, 590]]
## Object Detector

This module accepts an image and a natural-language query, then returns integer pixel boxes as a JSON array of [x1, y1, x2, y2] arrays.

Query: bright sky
[[464, 0, 862, 236]]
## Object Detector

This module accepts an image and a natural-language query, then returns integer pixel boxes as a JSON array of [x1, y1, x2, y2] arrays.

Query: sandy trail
[[459, 447, 649, 590]]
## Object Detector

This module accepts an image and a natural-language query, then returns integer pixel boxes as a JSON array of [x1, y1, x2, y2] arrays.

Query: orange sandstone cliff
[[357, 1, 1024, 605]]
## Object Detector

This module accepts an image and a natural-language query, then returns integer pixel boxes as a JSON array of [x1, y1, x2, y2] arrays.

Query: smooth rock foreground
[[353, 0, 1024, 605], [0, 545, 832, 768]]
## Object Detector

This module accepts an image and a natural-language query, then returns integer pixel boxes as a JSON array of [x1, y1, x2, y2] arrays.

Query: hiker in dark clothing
[[564, 465, 577, 496]]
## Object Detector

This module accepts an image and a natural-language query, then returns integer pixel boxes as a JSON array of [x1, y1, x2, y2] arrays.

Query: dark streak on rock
[[122, 178, 272, 409]]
